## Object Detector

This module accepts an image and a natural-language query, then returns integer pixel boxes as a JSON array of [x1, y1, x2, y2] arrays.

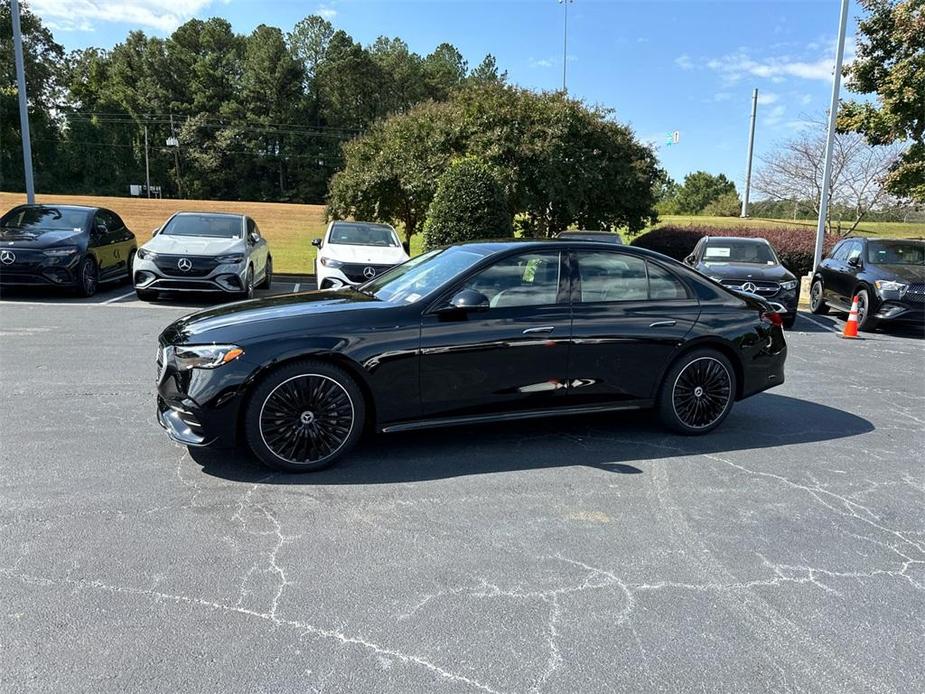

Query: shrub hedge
[[630, 225, 839, 276]]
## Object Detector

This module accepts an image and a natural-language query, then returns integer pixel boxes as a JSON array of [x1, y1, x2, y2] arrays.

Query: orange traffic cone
[[840, 295, 861, 339]]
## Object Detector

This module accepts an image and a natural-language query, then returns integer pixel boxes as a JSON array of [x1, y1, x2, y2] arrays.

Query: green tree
[[839, 0, 924, 202], [423, 157, 512, 248], [423, 43, 467, 100], [468, 54, 507, 84], [701, 190, 743, 217], [369, 36, 426, 113], [673, 171, 737, 214], [316, 31, 384, 127]]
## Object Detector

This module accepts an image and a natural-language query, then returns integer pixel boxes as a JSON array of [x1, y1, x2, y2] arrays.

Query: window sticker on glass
[[705, 247, 731, 258]]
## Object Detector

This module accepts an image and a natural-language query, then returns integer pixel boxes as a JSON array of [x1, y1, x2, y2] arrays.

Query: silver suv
[[134, 212, 271, 300]]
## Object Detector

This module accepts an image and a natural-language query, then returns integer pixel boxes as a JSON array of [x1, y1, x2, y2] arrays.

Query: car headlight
[[43, 246, 80, 257], [320, 256, 343, 268], [874, 280, 907, 294], [215, 254, 244, 264], [172, 344, 245, 370], [780, 279, 798, 290], [137, 248, 157, 260]]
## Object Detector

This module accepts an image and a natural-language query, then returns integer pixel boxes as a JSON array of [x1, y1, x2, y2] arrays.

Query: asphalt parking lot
[[1, 293, 923, 693]]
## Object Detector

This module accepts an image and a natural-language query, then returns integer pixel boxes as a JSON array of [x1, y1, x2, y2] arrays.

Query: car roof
[[447, 238, 671, 261], [703, 236, 769, 244], [173, 211, 245, 219], [10, 204, 96, 212], [331, 220, 395, 229]]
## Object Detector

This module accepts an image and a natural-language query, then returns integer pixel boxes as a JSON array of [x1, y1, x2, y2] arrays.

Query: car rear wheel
[[855, 288, 879, 332], [658, 349, 736, 435], [244, 360, 366, 472], [76, 256, 98, 297], [809, 279, 829, 315]]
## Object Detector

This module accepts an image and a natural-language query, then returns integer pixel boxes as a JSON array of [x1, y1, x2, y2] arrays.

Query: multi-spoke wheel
[[239, 266, 255, 300], [809, 279, 828, 315], [76, 256, 98, 297], [855, 287, 879, 332], [259, 256, 273, 289], [658, 349, 736, 435], [244, 360, 365, 472]]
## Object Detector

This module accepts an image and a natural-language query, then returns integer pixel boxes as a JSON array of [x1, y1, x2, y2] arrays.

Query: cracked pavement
[[0, 302, 923, 693]]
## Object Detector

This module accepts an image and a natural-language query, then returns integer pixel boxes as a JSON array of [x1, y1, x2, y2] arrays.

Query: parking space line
[[293, 283, 300, 293], [102, 289, 137, 305], [797, 311, 840, 333]]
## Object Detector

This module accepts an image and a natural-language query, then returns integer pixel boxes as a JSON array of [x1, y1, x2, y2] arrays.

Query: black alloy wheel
[[855, 288, 879, 332], [76, 256, 98, 297], [125, 250, 136, 283], [260, 257, 273, 289], [244, 360, 365, 472], [658, 349, 736, 435], [809, 280, 829, 315]]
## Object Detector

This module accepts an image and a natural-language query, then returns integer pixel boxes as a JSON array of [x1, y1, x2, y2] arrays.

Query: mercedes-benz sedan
[[157, 240, 787, 472]]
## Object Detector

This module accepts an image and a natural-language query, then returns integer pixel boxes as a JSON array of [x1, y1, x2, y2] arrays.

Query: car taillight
[[761, 310, 783, 327]]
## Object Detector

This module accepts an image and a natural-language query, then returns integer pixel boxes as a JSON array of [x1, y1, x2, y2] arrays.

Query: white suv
[[313, 221, 409, 289]]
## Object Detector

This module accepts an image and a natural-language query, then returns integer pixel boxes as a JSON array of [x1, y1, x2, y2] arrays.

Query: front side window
[[328, 223, 399, 248], [576, 252, 648, 302], [461, 251, 562, 309], [831, 242, 849, 261], [845, 241, 863, 263]]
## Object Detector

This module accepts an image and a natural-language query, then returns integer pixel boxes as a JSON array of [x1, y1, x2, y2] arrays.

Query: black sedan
[[810, 237, 924, 331], [157, 240, 788, 472], [684, 236, 800, 328], [0, 204, 137, 296]]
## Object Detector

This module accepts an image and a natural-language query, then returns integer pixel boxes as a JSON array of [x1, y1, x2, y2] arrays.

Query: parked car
[[313, 221, 409, 289], [156, 239, 787, 472], [810, 237, 925, 331], [684, 236, 799, 328], [555, 230, 623, 244], [0, 204, 136, 297], [133, 212, 271, 301]]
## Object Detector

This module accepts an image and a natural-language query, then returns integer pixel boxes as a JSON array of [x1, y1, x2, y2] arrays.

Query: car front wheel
[[76, 256, 98, 297], [809, 279, 828, 315], [244, 360, 366, 472], [658, 349, 736, 435], [259, 257, 272, 289], [240, 266, 255, 299], [855, 288, 879, 332]]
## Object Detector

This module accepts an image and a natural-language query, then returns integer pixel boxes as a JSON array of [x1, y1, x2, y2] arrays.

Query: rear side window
[[575, 252, 691, 302], [647, 262, 690, 300]]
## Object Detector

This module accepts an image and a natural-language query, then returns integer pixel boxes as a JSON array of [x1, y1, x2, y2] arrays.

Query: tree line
[[0, 4, 506, 202]]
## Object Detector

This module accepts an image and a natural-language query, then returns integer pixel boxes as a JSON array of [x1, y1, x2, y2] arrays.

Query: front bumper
[[0, 255, 81, 287], [157, 397, 213, 446], [316, 262, 398, 290], [134, 255, 247, 293], [874, 296, 925, 323]]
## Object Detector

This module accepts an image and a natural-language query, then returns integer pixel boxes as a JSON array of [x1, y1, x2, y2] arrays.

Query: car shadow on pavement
[[191, 393, 874, 485], [796, 311, 924, 339]]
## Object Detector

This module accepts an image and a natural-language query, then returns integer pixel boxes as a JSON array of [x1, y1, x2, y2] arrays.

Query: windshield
[[0, 207, 87, 233], [866, 240, 924, 266], [362, 247, 485, 303], [160, 214, 242, 238], [703, 241, 777, 265], [329, 223, 399, 247]]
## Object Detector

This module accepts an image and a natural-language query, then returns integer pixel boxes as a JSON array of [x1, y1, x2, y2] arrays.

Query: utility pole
[[144, 122, 151, 198], [559, 0, 574, 92], [813, 0, 850, 271], [11, 0, 35, 204], [741, 89, 758, 218], [169, 113, 182, 199]]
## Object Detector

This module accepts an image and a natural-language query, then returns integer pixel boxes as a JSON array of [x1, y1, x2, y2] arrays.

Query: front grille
[[0, 272, 47, 285], [151, 279, 221, 291], [340, 263, 394, 283], [153, 255, 220, 277], [0, 248, 46, 272], [906, 282, 925, 304], [720, 279, 781, 297]]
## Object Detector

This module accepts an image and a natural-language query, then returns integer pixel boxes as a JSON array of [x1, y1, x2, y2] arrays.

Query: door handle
[[649, 320, 677, 328], [522, 326, 555, 335]]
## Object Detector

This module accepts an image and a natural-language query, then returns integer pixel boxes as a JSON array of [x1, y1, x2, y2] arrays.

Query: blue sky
[[32, 0, 864, 190]]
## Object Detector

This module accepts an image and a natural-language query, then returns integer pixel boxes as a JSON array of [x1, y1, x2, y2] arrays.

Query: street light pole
[[813, 0, 850, 272], [559, 0, 574, 92], [144, 122, 151, 198], [11, 0, 35, 204], [741, 88, 759, 218]]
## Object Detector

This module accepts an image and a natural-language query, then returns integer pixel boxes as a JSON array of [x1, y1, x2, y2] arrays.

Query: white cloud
[[31, 0, 220, 33], [712, 92, 732, 102], [763, 104, 787, 127], [316, 4, 337, 19], [530, 58, 555, 69], [700, 49, 846, 84], [674, 54, 694, 70], [800, 93, 813, 106], [756, 91, 779, 105]]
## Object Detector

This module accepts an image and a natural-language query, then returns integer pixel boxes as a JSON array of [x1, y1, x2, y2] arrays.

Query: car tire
[[124, 250, 136, 284], [244, 359, 366, 472], [240, 265, 255, 299], [259, 257, 272, 289], [657, 348, 737, 435], [135, 288, 157, 301], [809, 279, 829, 315], [855, 287, 879, 332], [75, 256, 99, 297], [782, 314, 796, 330]]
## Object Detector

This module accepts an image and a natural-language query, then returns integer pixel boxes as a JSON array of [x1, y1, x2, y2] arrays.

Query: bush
[[701, 191, 743, 217], [423, 157, 512, 248], [630, 225, 839, 276]]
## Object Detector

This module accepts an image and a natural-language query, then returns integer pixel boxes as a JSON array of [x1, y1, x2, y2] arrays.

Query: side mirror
[[311, 238, 322, 248], [684, 254, 696, 265], [402, 241, 410, 254], [151, 227, 160, 236], [442, 288, 490, 313], [847, 256, 861, 268]]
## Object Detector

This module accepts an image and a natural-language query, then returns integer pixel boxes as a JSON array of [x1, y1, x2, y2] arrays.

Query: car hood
[[161, 288, 390, 342], [697, 261, 795, 281], [144, 234, 244, 257], [322, 244, 409, 265], [0, 227, 84, 249], [870, 264, 925, 283]]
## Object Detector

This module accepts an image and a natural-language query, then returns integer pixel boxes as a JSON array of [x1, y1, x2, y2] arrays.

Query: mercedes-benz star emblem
[[363, 266, 376, 279], [0, 250, 15, 265], [177, 258, 193, 272], [742, 282, 757, 293]]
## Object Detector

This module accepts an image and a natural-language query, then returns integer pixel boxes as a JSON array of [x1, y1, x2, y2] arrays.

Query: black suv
[[684, 236, 799, 328], [810, 237, 924, 331]]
